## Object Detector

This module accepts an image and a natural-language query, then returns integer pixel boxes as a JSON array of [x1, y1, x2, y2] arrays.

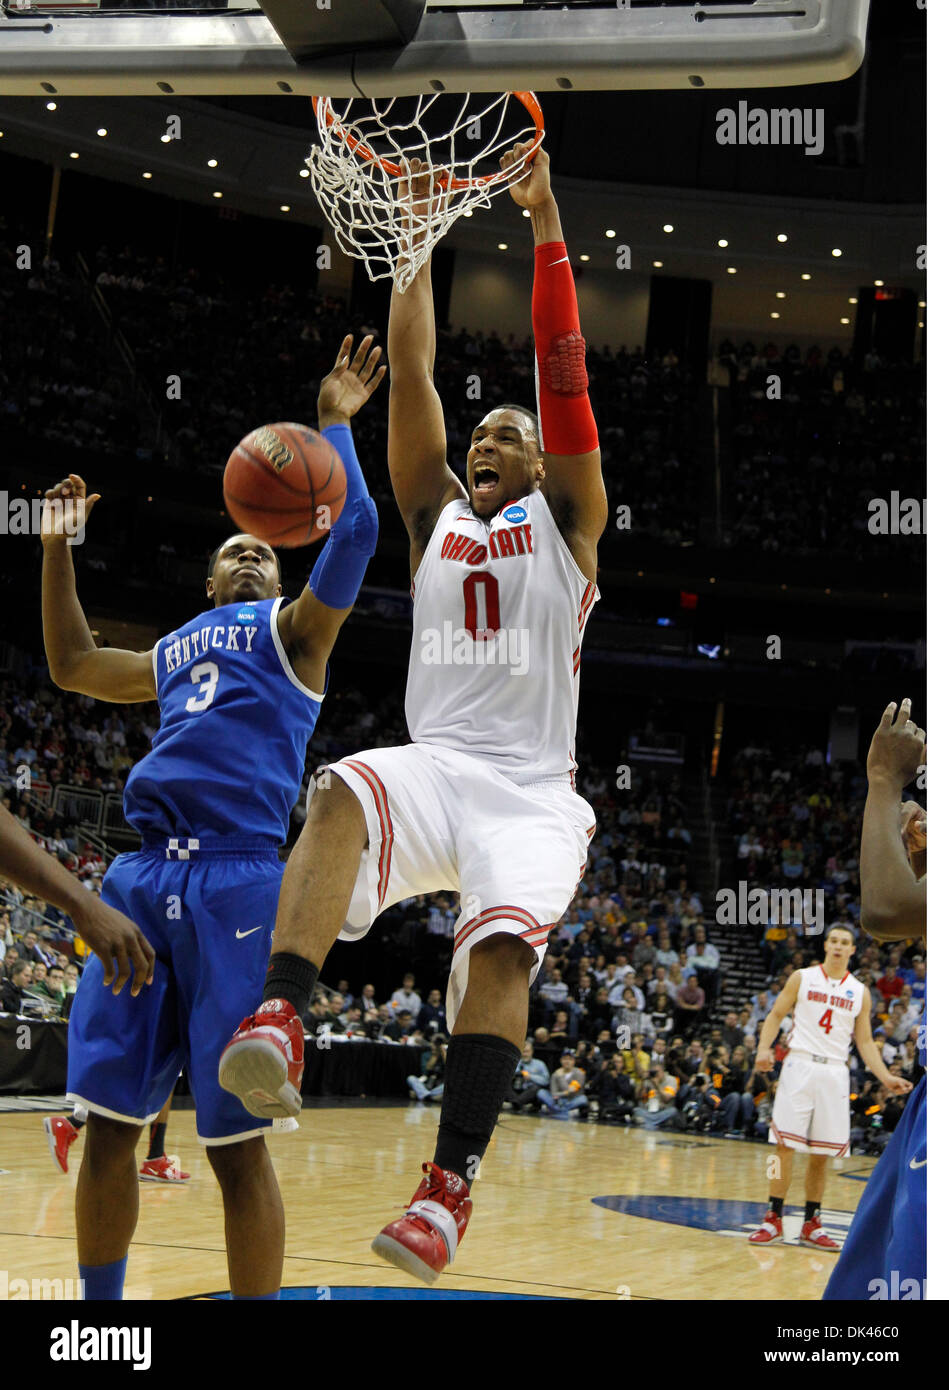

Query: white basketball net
[[306, 92, 543, 294]]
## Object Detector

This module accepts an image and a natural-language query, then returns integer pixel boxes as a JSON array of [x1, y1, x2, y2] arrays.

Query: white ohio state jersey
[[786, 964, 865, 1063], [404, 490, 598, 785]]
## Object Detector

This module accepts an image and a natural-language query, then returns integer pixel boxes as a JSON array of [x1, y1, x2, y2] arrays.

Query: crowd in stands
[[0, 234, 923, 569]]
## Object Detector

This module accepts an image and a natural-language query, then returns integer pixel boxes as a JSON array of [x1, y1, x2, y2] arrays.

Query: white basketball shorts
[[311, 742, 596, 1031], [769, 1051, 852, 1157]]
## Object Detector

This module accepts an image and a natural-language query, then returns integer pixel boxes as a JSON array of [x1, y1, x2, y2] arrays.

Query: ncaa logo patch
[[503, 504, 527, 524], [236, 607, 257, 624]]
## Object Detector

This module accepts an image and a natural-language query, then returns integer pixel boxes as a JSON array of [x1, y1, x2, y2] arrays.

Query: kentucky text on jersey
[[124, 598, 322, 843], [162, 621, 261, 671]]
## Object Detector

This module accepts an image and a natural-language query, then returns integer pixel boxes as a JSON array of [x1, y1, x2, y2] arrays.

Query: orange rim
[[310, 91, 544, 190]]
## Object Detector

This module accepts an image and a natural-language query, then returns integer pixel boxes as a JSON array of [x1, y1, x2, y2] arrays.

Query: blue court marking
[[592, 1195, 855, 1242], [193, 1285, 567, 1301], [839, 1171, 872, 1183]]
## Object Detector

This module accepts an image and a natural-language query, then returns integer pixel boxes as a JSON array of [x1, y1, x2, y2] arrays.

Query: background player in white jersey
[[221, 144, 608, 1283], [748, 924, 912, 1249]]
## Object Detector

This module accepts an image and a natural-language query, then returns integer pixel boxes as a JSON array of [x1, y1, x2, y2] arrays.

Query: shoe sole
[[218, 1037, 302, 1119], [43, 1118, 68, 1174], [749, 1233, 782, 1244], [794, 1239, 840, 1251], [371, 1233, 440, 1286], [139, 1172, 190, 1183]]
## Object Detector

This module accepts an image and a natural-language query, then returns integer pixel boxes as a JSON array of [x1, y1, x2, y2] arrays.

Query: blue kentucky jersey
[[124, 597, 322, 842]]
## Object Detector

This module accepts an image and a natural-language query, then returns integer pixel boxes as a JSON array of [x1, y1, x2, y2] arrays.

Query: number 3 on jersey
[[185, 660, 220, 713], [818, 1008, 834, 1036], [463, 572, 501, 638]]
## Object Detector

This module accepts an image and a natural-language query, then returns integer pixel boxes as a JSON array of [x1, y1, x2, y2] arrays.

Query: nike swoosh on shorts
[[235, 926, 265, 939], [909, 1156, 927, 1169]]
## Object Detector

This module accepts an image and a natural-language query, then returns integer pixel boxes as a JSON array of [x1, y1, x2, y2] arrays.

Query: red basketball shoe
[[218, 998, 304, 1119], [139, 1154, 191, 1183], [748, 1213, 783, 1244], [371, 1163, 472, 1285], [800, 1217, 840, 1251], [44, 1116, 79, 1173]]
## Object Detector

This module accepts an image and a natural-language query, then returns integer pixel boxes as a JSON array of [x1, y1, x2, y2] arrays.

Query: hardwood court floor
[[0, 1101, 874, 1300]]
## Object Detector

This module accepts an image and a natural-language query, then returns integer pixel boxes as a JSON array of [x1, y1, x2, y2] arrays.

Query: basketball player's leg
[[268, 773, 367, 973], [206, 1137, 284, 1298], [803, 1152, 829, 1203], [75, 1115, 143, 1295], [453, 934, 536, 1044], [769, 1144, 795, 1201]]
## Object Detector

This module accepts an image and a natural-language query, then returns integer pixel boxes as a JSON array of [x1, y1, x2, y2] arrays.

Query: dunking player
[[748, 923, 913, 1250], [220, 146, 607, 1283], [40, 335, 384, 1300], [824, 698, 926, 1299]]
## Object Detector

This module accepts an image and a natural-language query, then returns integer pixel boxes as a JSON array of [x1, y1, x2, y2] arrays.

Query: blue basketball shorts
[[822, 1075, 926, 1301], [67, 843, 284, 1145]]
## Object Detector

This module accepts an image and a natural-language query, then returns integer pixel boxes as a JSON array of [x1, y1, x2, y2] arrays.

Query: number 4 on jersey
[[818, 1008, 833, 1036]]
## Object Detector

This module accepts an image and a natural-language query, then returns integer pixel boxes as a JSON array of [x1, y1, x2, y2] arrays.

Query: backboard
[[0, 0, 872, 98]]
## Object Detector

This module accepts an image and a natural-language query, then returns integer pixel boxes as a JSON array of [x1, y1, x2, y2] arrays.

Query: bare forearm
[[860, 776, 926, 937], [0, 805, 88, 923], [857, 1037, 897, 1087], [42, 542, 98, 685], [388, 258, 436, 378], [530, 194, 564, 246], [758, 1008, 783, 1053]]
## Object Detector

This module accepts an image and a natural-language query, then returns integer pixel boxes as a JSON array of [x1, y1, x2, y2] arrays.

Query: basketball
[[223, 422, 347, 548]]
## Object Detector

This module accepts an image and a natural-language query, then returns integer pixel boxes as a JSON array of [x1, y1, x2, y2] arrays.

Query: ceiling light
[[918, 321, 925, 328], [69, 151, 78, 159], [498, 242, 508, 250], [841, 317, 851, 325], [727, 267, 737, 275], [663, 224, 674, 233], [280, 204, 290, 212], [777, 234, 788, 243], [207, 158, 218, 168], [96, 127, 107, 137], [776, 292, 786, 299], [801, 273, 812, 281], [462, 210, 473, 218], [522, 209, 531, 218], [579, 254, 590, 262], [653, 260, 663, 268], [832, 248, 843, 258], [874, 279, 884, 286], [161, 134, 172, 144], [848, 297, 858, 304], [605, 229, 616, 239], [919, 300, 926, 308], [46, 101, 57, 111], [299, 168, 309, 177], [718, 239, 728, 248], [213, 191, 223, 199], [142, 171, 152, 180], [771, 312, 780, 319]]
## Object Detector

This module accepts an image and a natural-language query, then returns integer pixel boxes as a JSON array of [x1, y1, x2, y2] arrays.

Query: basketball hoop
[[306, 91, 544, 293]]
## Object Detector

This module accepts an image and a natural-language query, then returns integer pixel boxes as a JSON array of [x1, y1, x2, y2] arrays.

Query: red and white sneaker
[[218, 998, 304, 1119], [139, 1154, 191, 1183], [799, 1217, 840, 1251], [371, 1163, 472, 1285], [748, 1213, 783, 1244], [44, 1116, 80, 1173]]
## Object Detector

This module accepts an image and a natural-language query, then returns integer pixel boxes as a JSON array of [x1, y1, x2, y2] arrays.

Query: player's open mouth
[[473, 465, 500, 494]]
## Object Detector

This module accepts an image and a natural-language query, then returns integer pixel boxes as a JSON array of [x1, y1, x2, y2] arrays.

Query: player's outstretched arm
[[859, 699, 927, 940], [277, 336, 384, 690], [853, 992, 913, 1094], [388, 161, 465, 570], [41, 476, 156, 703], [504, 144, 608, 585], [0, 804, 154, 995]]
